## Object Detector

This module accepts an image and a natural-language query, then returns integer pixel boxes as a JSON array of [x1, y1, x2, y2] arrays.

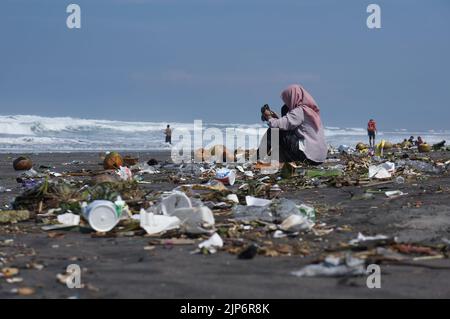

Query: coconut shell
[[13, 157, 33, 171], [194, 148, 207, 162], [418, 143, 432, 153], [209, 144, 225, 157], [209, 145, 234, 162], [400, 141, 412, 148], [356, 142, 368, 151], [103, 152, 123, 169], [383, 142, 393, 150]]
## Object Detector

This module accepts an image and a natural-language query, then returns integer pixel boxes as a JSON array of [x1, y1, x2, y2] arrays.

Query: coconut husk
[[13, 157, 33, 171], [194, 148, 208, 162], [103, 152, 123, 169], [383, 142, 393, 150], [418, 144, 432, 153], [209, 144, 234, 162], [356, 143, 369, 151]]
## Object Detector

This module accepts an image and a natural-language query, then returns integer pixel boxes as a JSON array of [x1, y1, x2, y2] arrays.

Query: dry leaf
[[1, 267, 19, 278]]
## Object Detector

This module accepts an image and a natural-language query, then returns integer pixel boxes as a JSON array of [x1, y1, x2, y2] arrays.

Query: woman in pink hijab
[[259, 84, 328, 164]]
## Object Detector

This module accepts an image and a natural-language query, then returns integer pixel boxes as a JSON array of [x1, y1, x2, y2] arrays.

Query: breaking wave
[[0, 114, 448, 152]]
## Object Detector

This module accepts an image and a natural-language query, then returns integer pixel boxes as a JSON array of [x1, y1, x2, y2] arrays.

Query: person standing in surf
[[367, 119, 377, 148], [164, 125, 172, 144]]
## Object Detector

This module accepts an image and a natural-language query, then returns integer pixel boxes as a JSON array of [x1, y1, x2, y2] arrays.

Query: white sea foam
[[0, 114, 448, 152], [0, 115, 193, 135]]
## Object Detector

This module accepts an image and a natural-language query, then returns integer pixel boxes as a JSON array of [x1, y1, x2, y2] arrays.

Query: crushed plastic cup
[[280, 214, 314, 232], [244, 171, 254, 178], [198, 233, 223, 254], [134, 163, 159, 175], [139, 209, 181, 235], [233, 198, 310, 223], [169, 206, 215, 234], [369, 162, 395, 179], [226, 194, 239, 203], [349, 232, 389, 245], [160, 192, 192, 215], [245, 196, 272, 207], [385, 190, 407, 198], [82, 200, 122, 232], [273, 230, 287, 238], [57, 213, 80, 226], [215, 168, 236, 186]]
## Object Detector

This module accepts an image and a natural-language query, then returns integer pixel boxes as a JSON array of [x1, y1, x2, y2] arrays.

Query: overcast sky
[[0, 0, 449, 130]]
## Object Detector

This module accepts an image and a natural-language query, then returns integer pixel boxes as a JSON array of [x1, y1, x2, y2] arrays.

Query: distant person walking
[[164, 125, 172, 144], [367, 119, 377, 148]]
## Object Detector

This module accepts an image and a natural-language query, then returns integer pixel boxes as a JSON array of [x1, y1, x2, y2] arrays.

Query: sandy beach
[[1, 150, 450, 298]]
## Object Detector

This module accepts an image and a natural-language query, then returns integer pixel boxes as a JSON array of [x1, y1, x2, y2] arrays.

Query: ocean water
[[0, 115, 448, 152]]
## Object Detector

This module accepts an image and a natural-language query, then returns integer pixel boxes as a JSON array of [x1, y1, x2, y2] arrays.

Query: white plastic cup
[[82, 200, 121, 232], [226, 194, 239, 203], [160, 192, 192, 215], [215, 169, 236, 186]]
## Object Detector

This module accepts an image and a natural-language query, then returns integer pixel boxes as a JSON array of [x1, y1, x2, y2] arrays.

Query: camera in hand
[[260, 104, 278, 121]]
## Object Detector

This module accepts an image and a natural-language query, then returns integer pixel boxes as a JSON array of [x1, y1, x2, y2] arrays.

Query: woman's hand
[[264, 109, 273, 120]]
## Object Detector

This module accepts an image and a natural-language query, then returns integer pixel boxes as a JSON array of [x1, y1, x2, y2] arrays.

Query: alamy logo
[[66, 264, 82, 289], [366, 4, 381, 29], [366, 264, 381, 289], [66, 4, 81, 29]]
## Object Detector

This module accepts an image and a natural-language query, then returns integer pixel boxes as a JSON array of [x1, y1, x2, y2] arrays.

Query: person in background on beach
[[259, 84, 327, 164], [164, 125, 172, 144], [408, 136, 415, 144], [367, 119, 377, 148], [416, 136, 424, 146]]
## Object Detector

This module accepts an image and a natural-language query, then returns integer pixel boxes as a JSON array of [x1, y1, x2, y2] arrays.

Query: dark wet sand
[[1, 151, 450, 298]]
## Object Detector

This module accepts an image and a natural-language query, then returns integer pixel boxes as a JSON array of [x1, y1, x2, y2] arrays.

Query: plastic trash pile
[[2, 143, 449, 259]]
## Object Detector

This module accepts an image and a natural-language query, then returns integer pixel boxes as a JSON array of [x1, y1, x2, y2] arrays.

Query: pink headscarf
[[281, 84, 322, 131]]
